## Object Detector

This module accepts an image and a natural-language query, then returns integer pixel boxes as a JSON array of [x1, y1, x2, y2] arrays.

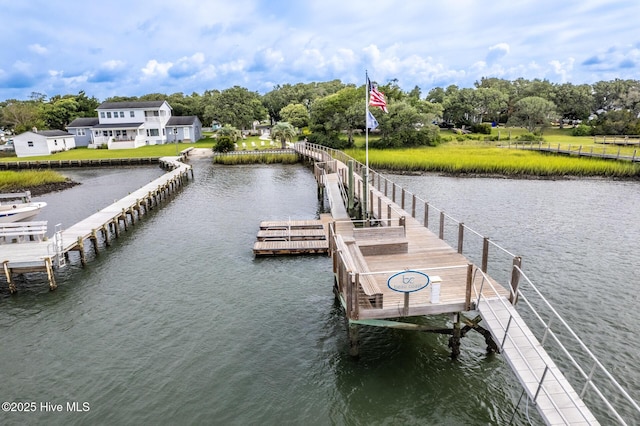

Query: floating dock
[[253, 217, 330, 256]]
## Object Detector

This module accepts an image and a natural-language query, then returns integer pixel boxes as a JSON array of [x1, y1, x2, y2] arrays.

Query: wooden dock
[[253, 217, 330, 255], [0, 156, 192, 292], [294, 142, 603, 425]]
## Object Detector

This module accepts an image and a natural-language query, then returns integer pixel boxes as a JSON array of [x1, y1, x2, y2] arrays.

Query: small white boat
[[0, 202, 47, 223]]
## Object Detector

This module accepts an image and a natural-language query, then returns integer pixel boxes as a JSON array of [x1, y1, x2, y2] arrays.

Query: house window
[[120, 112, 124, 118], [77, 129, 86, 136], [144, 111, 160, 117], [106, 112, 112, 118], [28, 141, 34, 147], [54, 140, 58, 146], [130, 111, 135, 117], [162, 128, 165, 136], [146, 129, 160, 137], [100, 112, 105, 118]]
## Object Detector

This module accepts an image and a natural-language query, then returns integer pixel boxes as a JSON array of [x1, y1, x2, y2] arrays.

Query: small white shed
[[13, 129, 76, 158]]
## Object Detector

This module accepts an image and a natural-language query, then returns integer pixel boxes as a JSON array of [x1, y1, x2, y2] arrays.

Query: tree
[[553, 83, 594, 127], [215, 124, 242, 142], [443, 87, 476, 126], [309, 86, 361, 142], [374, 101, 440, 148], [507, 96, 557, 133], [472, 88, 508, 124], [0, 100, 44, 133], [41, 97, 79, 129], [271, 122, 297, 148], [203, 86, 267, 130], [279, 103, 309, 128]]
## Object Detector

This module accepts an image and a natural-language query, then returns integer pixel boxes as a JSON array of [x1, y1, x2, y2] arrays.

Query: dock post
[[102, 225, 111, 247], [77, 237, 87, 266], [90, 229, 100, 255], [509, 256, 522, 304], [348, 160, 355, 214], [120, 209, 128, 231], [3, 260, 16, 293], [449, 313, 461, 359], [45, 257, 57, 290]]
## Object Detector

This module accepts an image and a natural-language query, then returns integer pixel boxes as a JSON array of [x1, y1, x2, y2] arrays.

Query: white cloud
[[549, 58, 575, 82], [28, 44, 48, 55], [142, 60, 173, 78]]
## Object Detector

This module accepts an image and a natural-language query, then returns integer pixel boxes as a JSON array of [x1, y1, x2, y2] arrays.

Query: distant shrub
[[572, 124, 593, 136], [470, 123, 492, 134], [517, 133, 544, 142]]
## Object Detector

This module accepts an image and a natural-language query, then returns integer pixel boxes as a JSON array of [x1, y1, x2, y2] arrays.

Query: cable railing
[[510, 266, 640, 425]]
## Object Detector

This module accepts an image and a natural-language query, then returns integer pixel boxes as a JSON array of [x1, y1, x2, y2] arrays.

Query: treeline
[[1, 78, 639, 149]]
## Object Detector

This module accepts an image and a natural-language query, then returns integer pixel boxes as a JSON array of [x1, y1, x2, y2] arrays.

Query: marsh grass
[[0, 170, 68, 191], [344, 145, 640, 177], [213, 153, 299, 165]]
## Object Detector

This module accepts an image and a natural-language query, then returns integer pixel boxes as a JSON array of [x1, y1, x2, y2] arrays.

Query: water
[[1, 161, 638, 425]]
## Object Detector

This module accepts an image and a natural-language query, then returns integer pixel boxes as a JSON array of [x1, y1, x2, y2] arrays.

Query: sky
[[1, 0, 639, 102]]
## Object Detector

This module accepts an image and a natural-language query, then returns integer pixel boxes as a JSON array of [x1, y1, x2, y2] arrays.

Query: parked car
[[0, 139, 14, 151]]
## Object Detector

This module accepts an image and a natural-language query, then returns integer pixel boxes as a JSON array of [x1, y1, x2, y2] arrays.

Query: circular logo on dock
[[387, 270, 430, 293]]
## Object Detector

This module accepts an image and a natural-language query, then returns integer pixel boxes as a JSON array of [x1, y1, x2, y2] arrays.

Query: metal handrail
[[513, 266, 640, 424]]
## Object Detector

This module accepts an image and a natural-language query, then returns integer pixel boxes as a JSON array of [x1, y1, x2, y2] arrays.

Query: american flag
[[368, 78, 388, 113]]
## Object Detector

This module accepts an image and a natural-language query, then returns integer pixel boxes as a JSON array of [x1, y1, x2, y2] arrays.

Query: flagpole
[[364, 70, 370, 221]]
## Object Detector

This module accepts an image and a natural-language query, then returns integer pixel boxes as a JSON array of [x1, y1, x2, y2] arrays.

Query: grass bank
[[0, 170, 71, 193]]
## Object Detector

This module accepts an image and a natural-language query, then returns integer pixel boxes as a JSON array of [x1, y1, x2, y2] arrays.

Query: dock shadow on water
[[1, 159, 610, 425]]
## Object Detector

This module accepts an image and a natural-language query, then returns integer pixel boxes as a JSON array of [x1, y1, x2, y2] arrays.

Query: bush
[[517, 133, 544, 142], [571, 124, 593, 136], [470, 123, 492, 134], [213, 136, 235, 153]]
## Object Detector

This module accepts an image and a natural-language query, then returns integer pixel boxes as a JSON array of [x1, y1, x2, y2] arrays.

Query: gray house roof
[[97, 101, 168, 109], [67, 117, 100, 128], [36, 130, 73, 137], [167, 116, 201, 126]]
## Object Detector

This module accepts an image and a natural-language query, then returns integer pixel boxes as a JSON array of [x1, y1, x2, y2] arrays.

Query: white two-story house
[[67, 100, 202, 149], [93, 100, 172, 148]]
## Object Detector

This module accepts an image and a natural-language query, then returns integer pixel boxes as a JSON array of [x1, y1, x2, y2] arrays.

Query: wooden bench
[[352, 225, 408, 256], [0, 221, 48, 243], [336, 234, 383, 308]]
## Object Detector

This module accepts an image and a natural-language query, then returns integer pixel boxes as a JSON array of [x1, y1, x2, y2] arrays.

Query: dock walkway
[[1, 157, 192, 291]]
